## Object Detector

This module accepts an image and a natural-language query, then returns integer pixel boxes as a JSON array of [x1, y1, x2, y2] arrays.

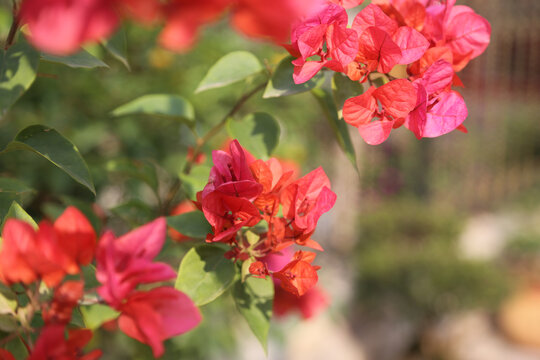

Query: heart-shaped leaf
[[175, 245, 236, 306]]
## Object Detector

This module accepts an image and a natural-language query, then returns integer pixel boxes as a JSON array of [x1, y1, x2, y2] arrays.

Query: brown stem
[[4, 1, 19, 50], [161, 81, 267, 214]]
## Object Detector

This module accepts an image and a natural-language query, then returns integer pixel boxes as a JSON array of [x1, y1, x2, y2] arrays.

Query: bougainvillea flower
[[419, 1, 490, 71], [0, 205, 95, 284], [162, 0, 322, 52], [263, 249, 328, 317], [392, 26, 429, 64], [19, 0, 119, 55], [42, 281, 84, 325], [201, 192, 262, 242], [343, 78, 417, 144], [288, 3, 359, 84], [96, 218, 177, 306], [231, 0, 323, 43], [115, 0, 162, 24], [168, 201, 198, 242], [29, 324, 102, 360], [202, 140, 262, 201], [0, 350, 14, 360], [405, 60, 467, 138], [328, 0, 364, 9], [281, 167, 336, 235], [347, 4, 429, 78], [273, 251, 320, 297], [54, 206, 97, 269], [372, 0, 427, 31], [160, 0, 229, 52], [444, 6, 491, 70], [273, 285, 329, 319], [352, 4, 399, 36], [118, 287, 201, 358], [250, 158, 295, 216]]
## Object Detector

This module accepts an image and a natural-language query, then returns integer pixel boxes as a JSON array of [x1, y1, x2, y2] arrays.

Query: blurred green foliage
[[354, 199, 510, 319]]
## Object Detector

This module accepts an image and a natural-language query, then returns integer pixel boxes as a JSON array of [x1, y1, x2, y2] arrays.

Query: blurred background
[[1, 0, 540, 359]]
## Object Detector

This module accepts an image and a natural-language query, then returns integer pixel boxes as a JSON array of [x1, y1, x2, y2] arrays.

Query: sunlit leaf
[[227, 112, 280, 159], [1, 201, 37, 231], [81, 304, 120, 330], [233, 276, 274, 354], [175, 245, 235, 306], [195, 51, 263, 93], [111, 94, 195, 123], [0, 40, 40, 117]]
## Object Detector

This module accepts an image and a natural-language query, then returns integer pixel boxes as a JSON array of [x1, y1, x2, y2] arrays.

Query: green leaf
[[81, 304, 120, 330], [41, 49, 109, 68], [111, 200, 154, 228], [312, 82, 358, 172], [0, 125, 95, 195], [102, 28, 130, 70], [111, 94, 195, 123], [179, 165, 211, 200], [195, 51, 263, 93], [0, 193, 19, 223], [2, 201, 37, 230], [233, 276, 274, 353], [0, 177, 34, 195], [332, 72, 364, 110], [167, 211, 212, 240], [227, 112, 280, 159], [0, 40, 40, 117], [0, 283, 17, 314], [0, 314, 18, 332], [175, 245, 235, 306], [0, 178, 35, 221], [106, 158, 159, 192], [263, 56, 324, 98], [3, 336, 29, 358]]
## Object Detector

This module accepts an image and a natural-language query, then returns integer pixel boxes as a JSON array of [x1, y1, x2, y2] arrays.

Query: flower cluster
[[18, 0, 323, 55], [196, 139, 336, 298], [287, 0, 490, 145], [0, 208, 200, 358]]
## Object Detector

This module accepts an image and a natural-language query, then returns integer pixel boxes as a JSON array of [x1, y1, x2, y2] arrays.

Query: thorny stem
[[161, 81, 267, 214], [4, 0, 19, 50]]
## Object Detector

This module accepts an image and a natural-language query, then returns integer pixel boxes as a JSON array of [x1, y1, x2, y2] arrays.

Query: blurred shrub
[[354, 199, 510, 319]]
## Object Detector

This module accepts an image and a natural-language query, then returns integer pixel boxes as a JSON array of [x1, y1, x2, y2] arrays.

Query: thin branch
[[161, 81, 267, 214], [4, 0, 19, 50]]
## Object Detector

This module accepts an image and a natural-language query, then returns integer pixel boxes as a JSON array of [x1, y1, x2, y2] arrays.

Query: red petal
[[54, 206, 96, 266], [358, 27, 401, 73], [373, 79, 417, 119], [327, 25, 359, 67], [445, 10, 491, 60], [423, 90, 468, 138], [352, 4, 398, 36], [358, 118, 395, 145], [343, 87, 377, 127], [392, 26, 429, 64]]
